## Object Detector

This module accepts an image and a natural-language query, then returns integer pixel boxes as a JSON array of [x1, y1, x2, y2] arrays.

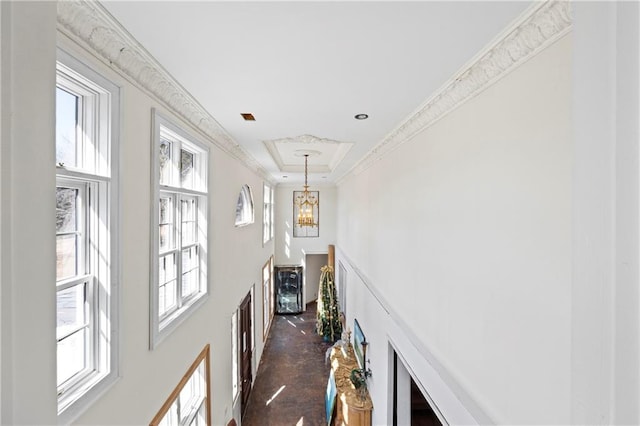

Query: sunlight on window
[[152, 113, 209, 348], [265, 385, 286, 406], [56, 52, 119, 419]]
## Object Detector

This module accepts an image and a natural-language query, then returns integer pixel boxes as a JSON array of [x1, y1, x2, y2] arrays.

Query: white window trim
[[150, 110, 210, 349], [231, 308, 239, 403], [262, 182, 275, 245], [56, 48, 121, 425], [262, 259, 272, 341], [235, 184, 254, 227]]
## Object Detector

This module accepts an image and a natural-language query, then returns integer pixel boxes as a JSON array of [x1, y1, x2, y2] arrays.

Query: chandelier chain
[[296, 154, 317, 227]]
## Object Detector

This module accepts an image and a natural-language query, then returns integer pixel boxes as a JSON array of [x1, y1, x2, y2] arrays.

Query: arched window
[[235, 184, 255, 227]]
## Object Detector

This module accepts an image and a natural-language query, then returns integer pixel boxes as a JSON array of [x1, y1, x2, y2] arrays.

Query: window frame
[[55, 49, 121, 423], [151, 110, 210, 349], [261, 257, 274, 341], [235, 184, 254, 227], [262, 183, 275, 245], [55, 178, 95, 391], [231, 308, 239, 403]]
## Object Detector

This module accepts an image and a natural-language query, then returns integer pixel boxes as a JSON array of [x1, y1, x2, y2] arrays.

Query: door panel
[[240, 292, 253, 417]]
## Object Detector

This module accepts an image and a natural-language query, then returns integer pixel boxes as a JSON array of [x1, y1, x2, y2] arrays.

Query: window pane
[[159, 253, 177, 284], [181, 198, 197, 245], [159, 280, 177, 317], [56, 87, 78, 168], [179, 363, 205, 423], [159, 139, 172, 185], [181, 244, 199, 298], [192, 403, 206, 426], [160, 196, 173, 224], [159, 224, 174, 252], [159, 252, 177, 317], [180, 149, 194, 188], [182, 246, 199, 272], [179, 377, 195, 422], [56, 187, 78, 233], [57, 328, 87, 386], [159, 400, 179, 426], [56, 234, 77, 280], [57, 283, 86, 337], [182, 269, 199, 299], [159, 196, 174, 251]]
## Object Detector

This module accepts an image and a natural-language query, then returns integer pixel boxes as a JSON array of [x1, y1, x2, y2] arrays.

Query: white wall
[[0, 3, 275, 423], [274, 185, 336, 310], [304, 253, 327, 304], [336, 249, 478, 426], [0, 2, 58, 424], [274, 184, 336, 265], [337, 34, 572, 424], [274, 184, 336, 267]]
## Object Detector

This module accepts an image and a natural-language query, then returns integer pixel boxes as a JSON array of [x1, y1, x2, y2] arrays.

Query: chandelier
[[295, 154, 318, 227]]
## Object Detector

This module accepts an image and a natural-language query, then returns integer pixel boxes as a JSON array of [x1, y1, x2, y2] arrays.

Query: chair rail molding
[[339, 0, 572, 183], [57, 0, 273, 183]]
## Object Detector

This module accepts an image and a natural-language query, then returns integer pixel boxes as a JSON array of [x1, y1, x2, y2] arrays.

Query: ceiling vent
[[241, 113, 256, 121]]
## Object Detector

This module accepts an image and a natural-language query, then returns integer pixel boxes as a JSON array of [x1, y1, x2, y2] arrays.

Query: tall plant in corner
[[316, 265, 342, 342]]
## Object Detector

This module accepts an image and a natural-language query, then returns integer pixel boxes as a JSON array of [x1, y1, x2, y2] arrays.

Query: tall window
[[150, 345, 211, 426], [262, 257, 274, 340], [55, 50, 120, 420], [263, 183, 275, 244], [151, 112, 209, 348], [231, 309, 239, 402]]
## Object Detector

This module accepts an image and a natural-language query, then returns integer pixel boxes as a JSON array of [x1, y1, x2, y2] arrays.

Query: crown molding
[[57, 0, 273, 183], [339, 0, 572, 184], [264, 134, 354, 173]]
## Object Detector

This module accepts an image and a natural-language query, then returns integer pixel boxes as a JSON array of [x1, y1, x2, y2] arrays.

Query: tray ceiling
[[101, 1, 531, 184]]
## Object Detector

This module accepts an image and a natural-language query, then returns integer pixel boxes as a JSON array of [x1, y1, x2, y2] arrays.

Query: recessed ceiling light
[[354, 113, 369, 120], [241, 113, 256, 121]]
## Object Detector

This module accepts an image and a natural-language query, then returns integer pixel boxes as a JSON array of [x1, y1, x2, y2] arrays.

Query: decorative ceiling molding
[[264, 134, 354, 173], [340, 0, 572, 183], [56, 0, 272, 183]]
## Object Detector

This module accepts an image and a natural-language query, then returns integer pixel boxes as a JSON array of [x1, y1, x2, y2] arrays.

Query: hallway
[[242, 303, 333, 426]]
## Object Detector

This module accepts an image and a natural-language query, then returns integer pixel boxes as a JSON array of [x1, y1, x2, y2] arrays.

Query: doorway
[[303, 253, 327, 306], [240, 291, 253, 418], [392, 350, 443, 426]]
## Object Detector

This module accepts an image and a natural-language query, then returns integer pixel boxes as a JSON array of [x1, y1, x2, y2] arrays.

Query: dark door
[[240, 292, 253, 417]]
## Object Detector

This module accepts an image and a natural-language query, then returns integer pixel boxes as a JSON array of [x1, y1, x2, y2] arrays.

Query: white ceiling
[[102, 1, 530, 184]]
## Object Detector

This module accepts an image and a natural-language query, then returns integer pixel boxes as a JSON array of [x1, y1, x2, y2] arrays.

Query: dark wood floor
[[241, 302, 333, 426]]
